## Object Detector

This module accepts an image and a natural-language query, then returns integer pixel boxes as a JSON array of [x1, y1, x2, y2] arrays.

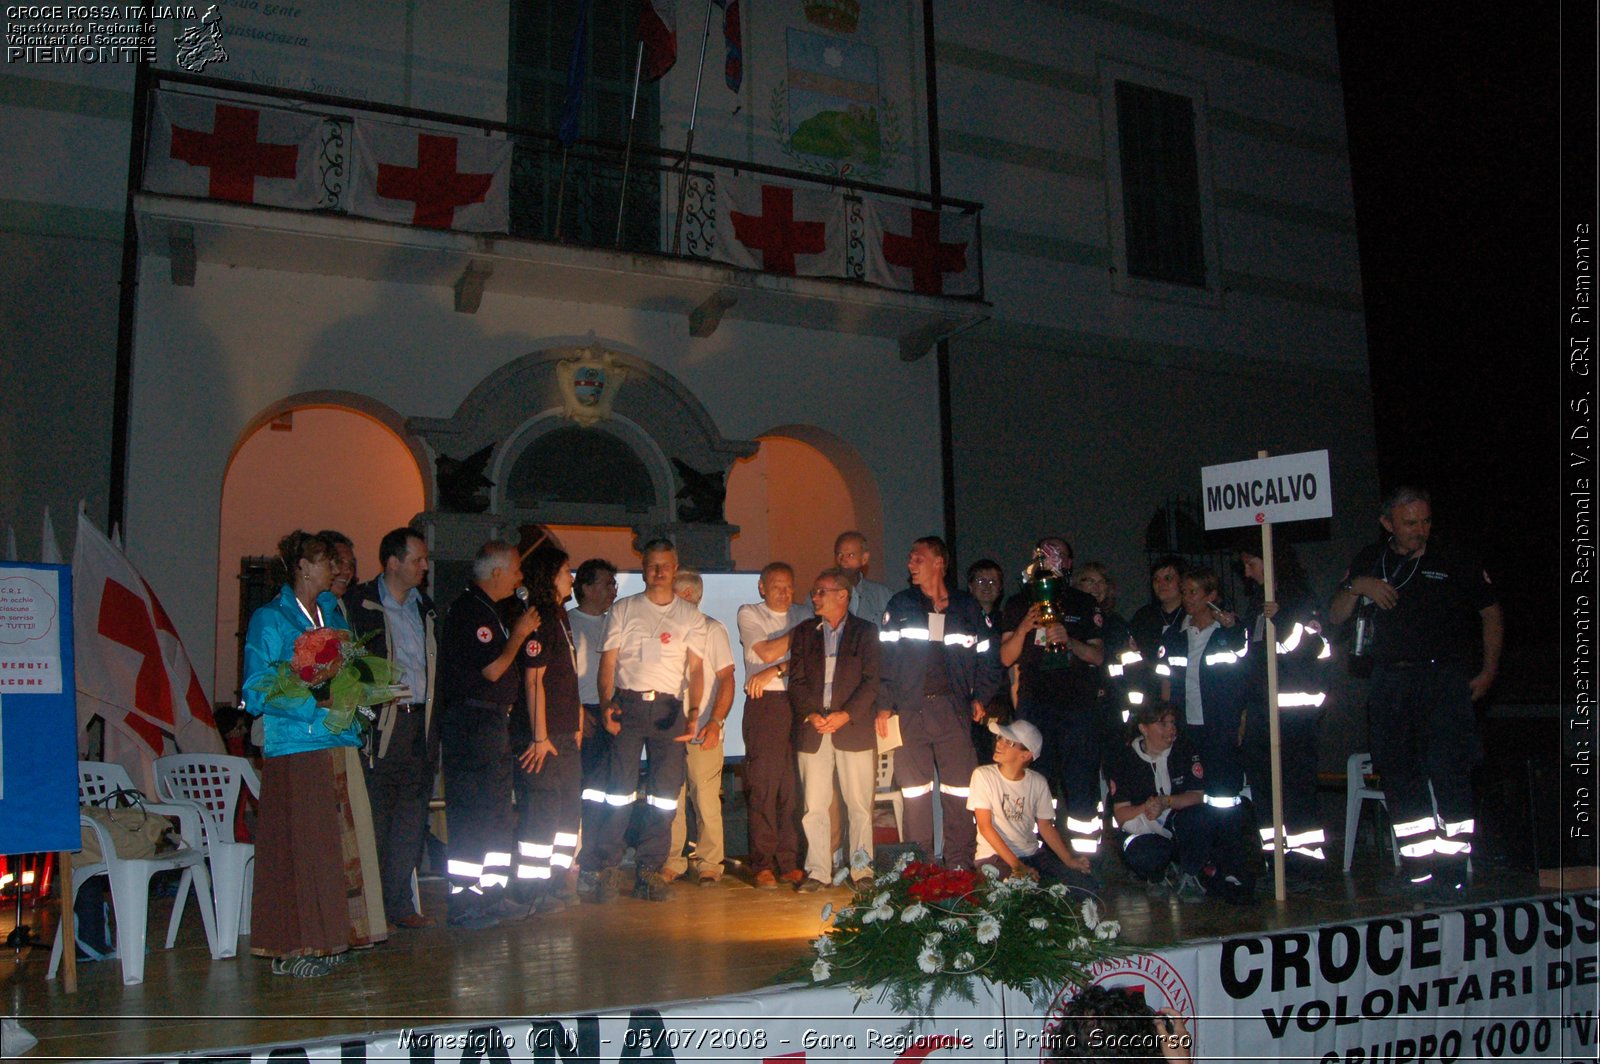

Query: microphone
[[515, 587, 530, 604]]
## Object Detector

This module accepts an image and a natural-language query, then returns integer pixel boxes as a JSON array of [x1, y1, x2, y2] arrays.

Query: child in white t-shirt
[[967, 720, 1094, 886]]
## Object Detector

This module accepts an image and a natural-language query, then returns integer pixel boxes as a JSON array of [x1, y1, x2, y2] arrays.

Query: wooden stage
[[1, 853, 1555, 1062]]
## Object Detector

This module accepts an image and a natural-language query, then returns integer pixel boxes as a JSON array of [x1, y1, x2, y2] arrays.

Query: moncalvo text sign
[[1201, 450, 1332, 530]]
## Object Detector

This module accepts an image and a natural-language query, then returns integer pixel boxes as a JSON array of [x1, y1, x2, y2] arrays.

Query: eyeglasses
[[970, 577, 999, 586], [810, 587, 845, 598]]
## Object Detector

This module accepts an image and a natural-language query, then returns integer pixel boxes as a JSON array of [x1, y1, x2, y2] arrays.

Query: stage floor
[[2, 854, 1555, 1061]]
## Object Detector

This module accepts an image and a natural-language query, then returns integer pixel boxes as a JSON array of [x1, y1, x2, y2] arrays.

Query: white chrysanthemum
[[1095, 920, 1122, 940], [820, 903, 834, 922], [895, 851, 916, 870], [811, 958, 832, 981], [980, 862, 1002, 879], [850, 984, 875, 1002], [954, 951, 975, 969], [832, 865, 852, 885], [976, 915, 1002, 943], [922, 931, 944, 948], [869, 902, 894, 923], [901, 902, 929, 923], [1071, 936, 1091, 951], [850, 849, 874, 871], [872, 891, 892, 908], [917, 947, 943, 973], [881, 871, 901, 884], [1080, 899, 1101, 929], [1028, 917, 1048, 931], [940, 917, 965, 933], [1048, 883, 1069, 897], [813, 935, 835, 956]]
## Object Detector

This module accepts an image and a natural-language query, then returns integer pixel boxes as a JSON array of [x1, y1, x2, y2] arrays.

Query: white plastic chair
[[874, 749, 903, 837], [1343, 752, 1402, 873], [153, 754, 259, 957], [48, 761, 222, 985]]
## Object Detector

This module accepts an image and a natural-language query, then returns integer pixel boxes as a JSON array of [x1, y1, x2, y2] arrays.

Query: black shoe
[[447, 903, 501, 930], [633, 870, 672, 901]]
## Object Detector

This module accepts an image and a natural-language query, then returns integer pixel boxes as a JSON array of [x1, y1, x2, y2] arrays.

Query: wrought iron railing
[[141, 68, 984, 300]]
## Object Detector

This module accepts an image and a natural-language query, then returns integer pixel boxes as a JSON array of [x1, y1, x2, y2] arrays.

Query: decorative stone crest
[[555, 346, 628, 427]]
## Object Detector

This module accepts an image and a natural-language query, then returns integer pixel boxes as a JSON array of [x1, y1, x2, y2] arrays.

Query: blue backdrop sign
[[0, 562, 79, 854]]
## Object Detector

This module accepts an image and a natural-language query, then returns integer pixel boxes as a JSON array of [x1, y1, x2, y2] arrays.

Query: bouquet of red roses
[[251, 627, 405, 735]]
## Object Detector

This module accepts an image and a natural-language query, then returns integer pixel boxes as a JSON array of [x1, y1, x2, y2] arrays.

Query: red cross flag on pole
[[862, 198, 980, 296], [711, 171, 845, 277], [71, 507, 223, 794], [351, 119, 512, 232], [145, 90, 324, 209]]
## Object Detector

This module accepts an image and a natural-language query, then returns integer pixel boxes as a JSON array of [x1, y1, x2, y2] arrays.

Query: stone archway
[[408, 344, 757, 575]]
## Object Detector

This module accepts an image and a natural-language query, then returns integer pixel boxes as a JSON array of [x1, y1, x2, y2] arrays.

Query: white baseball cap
[[988, 718, 1043, 759]]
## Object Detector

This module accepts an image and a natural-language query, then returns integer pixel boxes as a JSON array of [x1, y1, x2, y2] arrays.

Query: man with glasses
[[788, 568, 882, 890]]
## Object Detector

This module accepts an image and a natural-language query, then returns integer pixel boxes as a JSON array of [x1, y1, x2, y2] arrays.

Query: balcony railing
[[138, 68, 985, 302]]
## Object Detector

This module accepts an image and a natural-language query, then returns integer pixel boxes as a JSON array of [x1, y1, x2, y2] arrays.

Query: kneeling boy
[[968, 720, 1095, 888]]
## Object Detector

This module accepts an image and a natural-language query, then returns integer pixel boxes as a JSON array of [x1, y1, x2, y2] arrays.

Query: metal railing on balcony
[[138, 68, 985, 301]]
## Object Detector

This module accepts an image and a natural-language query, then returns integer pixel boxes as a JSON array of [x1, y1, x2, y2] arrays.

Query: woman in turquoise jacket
[[244, 530, 386, 976]]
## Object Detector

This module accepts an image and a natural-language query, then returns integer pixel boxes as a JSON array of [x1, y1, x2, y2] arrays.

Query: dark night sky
[[1333, 2, 1565, 695]]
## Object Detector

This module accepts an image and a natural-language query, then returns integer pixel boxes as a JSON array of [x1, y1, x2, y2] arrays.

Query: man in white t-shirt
[[568, 557, 617, 894], [577, 540, 706, 902], [968, 719, 1092, 886], [738, 562, 810, 888], [663, 568, 737, 885]]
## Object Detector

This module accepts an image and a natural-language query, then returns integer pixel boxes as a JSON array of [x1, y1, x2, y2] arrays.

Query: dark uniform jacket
[[344, 577, 436, 761], [788, 613, 881, 753], [878, 586, 1002, 715]]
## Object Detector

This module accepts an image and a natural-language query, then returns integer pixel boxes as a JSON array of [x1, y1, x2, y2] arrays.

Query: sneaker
[[634, 870, 673, 901], [1176, 872, 1207, 904], [272, 955, 334, 978], [579, 867, 619, 903]]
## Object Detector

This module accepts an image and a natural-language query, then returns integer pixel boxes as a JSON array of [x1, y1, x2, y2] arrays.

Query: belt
[[1383, 659, 1462, 670], [461, 698, 512, 711], [621, 689, 679, 702]]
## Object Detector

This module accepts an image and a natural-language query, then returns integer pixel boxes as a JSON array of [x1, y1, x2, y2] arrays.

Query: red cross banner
[[711, 171, 845, 277], [351, 119, 512, 232], [145, 91, 324, 209], [71, 508, 223, 794], [863, 198, 980, 296]]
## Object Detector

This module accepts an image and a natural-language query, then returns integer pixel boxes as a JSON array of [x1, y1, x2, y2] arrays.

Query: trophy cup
[[1022, 544, 1068, 652]]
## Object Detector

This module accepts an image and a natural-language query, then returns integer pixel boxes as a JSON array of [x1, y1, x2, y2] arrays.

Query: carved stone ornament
[[555, 347, 628, 427]]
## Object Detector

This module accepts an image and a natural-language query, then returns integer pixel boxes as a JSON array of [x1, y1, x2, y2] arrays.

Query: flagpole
[[615, 41, 645, 247], [670, 0, 716, 256]]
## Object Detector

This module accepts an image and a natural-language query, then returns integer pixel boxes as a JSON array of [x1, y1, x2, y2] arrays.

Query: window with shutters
[[1098, 62, 1220, 303], [1115, 81, 1204, 286], [508, 0, 662, 247]]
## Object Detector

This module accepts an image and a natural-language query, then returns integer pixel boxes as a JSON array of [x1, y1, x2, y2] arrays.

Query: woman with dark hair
[[509, 545, 583, 911], [1047, 983, 1193, 1062], [1236, 539, 1332, 875], [243, 530, 385, 977], [966, 558, 1010, 760]]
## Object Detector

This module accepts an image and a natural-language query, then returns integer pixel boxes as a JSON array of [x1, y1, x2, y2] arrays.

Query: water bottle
[[1352, 597, 1376, 657]]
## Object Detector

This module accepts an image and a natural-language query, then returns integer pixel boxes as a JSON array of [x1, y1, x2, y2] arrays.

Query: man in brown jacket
[[788, 566, 882, 891]]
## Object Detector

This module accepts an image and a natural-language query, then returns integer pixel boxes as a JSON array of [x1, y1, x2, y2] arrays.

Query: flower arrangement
[[250, 627, 404, 735], [793, 853, 1124, 1015]]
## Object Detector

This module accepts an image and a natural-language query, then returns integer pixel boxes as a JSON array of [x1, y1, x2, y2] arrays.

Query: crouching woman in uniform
[[244, 530, 386, 977], [1106, 701, 1210, 902]]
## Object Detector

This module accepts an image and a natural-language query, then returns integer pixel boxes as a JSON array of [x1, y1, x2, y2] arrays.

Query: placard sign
[[1201, 449, 1332, 530], [0, 563, 80, 853]]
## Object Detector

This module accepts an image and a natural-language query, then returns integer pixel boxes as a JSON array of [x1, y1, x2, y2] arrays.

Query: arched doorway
[[216, 402, 424, 700], [725, 428, 885, 581]]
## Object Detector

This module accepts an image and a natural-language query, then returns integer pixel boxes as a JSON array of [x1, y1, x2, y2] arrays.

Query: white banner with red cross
[[71, 508, 224, 794], [145, 91, 325, 209], [711, 172, 847, 278], [350, 119, 512, 232], [862, 198, 980, 296]]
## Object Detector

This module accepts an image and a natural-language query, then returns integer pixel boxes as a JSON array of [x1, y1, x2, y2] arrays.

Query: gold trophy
[[1022, 545, 1067, 652]]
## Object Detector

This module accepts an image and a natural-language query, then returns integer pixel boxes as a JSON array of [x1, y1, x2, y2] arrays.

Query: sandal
[[271, 955, 334, 978]]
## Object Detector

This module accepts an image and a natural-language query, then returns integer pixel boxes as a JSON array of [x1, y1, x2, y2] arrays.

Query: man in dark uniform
[[436, 539, 540, 927], [999, 537, 1106, 862], [344, 527, 437, 930], [876, 536, 1002, 870], [1329, 486, 1502, 899]]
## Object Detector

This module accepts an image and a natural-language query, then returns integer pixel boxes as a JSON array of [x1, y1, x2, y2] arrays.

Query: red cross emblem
[[729, 185, 828, 275], [882, 208, 969, 294], [169, 104, 300, 204], [660, 632, 672, 645], [525, 638, 542, 657], [97, 579, 177, 751], [476, 625, 494, 643], [375, 133, 496, 229]]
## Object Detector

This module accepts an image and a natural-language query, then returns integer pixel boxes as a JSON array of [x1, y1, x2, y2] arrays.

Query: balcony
[[131, 69, 989, 360]]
